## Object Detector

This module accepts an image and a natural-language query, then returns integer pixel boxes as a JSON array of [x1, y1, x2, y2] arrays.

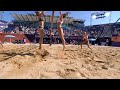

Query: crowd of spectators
[[1, 22, 120, 39], [1, 23, 83, 36], [84, 23, 120, 38], [1, 22, 120, 45]]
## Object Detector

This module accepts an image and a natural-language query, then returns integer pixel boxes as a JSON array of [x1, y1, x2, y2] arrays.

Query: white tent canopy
[[4, 35, 15, 38], [4, 35, 16, 43]]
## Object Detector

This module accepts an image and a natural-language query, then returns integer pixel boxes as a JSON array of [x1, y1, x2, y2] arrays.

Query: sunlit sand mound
[[0, 44, 120, 79]]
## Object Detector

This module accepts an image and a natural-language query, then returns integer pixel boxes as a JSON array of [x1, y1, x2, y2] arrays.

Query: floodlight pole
[[109, 11, 112, 23], [90, 14, 93, 26]]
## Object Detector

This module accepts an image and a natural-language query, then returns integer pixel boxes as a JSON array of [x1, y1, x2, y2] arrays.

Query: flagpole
[[90, 13, 93, 26]]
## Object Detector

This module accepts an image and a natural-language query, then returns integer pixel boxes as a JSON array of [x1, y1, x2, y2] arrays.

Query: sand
[[0, 44, 120, 79]]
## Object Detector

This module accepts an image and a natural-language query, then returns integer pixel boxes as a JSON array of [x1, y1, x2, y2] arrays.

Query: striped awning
[[11, 13, 38, 22]]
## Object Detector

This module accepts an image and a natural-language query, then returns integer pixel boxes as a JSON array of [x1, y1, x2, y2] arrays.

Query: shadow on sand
[[0, 52, 35, 62]]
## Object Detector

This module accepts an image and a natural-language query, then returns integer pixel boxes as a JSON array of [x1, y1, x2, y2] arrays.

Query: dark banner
[[112, 34, 119, 36]]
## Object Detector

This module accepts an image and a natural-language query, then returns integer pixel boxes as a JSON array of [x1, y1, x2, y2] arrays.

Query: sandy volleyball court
[[0, 44, 120, 79]]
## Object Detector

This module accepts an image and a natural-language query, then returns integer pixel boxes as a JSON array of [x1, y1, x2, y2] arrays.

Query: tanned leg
[[87, 41, 92, 50], [39, 29, 44, 49], [80, 41, 83, 50], [58, 27, 65, 50]]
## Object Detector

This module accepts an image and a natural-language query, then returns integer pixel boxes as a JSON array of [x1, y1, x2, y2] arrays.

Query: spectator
[[105, 39, 109, 46], [23, 37, 26, 44]]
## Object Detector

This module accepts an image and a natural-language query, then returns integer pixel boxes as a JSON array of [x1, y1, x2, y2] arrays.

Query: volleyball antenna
[[50, 11, 54, 46]]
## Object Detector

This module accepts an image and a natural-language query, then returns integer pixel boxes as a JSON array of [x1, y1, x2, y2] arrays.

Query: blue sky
[[1, 11, 120, 26]]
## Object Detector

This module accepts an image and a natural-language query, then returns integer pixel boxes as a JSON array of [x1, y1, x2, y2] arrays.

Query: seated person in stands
[[105, 39, 109, 46]]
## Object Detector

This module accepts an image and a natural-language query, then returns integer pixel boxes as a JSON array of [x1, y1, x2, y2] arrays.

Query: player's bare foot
[[39, 46, 42, 50], [63, 45, 65, 51]]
